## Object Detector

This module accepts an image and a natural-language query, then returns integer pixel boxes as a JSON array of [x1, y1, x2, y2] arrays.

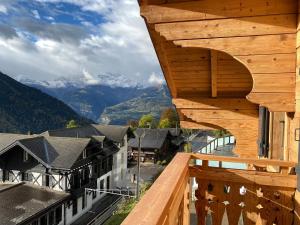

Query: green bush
[[104, 183, 152, 225]]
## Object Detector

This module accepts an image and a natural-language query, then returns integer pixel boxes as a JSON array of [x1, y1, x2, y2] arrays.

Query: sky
[[0, 0, 164, 86]]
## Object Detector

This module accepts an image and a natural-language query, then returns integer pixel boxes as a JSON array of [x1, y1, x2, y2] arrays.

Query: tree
[[159, 108, 179, 128], [127, 120, 139, 128], [66, 120, 78, 129], [213, 129, 230, 138], [138, 114, 155, 128], [158, 118, 170, 128]]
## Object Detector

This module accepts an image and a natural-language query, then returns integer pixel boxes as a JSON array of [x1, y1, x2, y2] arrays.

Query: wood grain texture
[[141, 0, 297, 23]]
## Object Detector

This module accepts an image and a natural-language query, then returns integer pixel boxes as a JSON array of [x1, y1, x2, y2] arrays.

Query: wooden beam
[[174, 34, 296, 56], [141, 0, 297, 24], [155, 14, 296, 41], [180, 120, 222, 130], [173, 98, 258, 110], [191, 153, 297, 167], [189, 166, 297, 188], [210, 50, 217, 97]]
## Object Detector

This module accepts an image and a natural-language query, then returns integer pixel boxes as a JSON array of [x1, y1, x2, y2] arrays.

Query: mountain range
[[21, 75, 173, 125], [0, 72, 91, 134]]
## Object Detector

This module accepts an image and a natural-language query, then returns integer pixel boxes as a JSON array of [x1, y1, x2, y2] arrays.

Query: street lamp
[[134, 129, 145, 200]]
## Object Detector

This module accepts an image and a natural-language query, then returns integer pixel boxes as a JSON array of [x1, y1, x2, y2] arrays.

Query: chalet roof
[[0, 133, 34, 150], [91, 135, 106, 143], [92, 124, 129, 143], [43, 136, 91, 169], [0, 183, 69, 225], [160, 128, 182, 137], [43, 125, 101, 139], [128, 129, 169, 149], [43, 124, 129, 143], [0, 134, 91, 170]]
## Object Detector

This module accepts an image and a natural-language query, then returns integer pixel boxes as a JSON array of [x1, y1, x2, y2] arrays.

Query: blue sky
[[0, 0, 163, 86]]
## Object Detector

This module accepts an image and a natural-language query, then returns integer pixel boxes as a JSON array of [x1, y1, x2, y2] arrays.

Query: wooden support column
[[210, 50, 217, 98]]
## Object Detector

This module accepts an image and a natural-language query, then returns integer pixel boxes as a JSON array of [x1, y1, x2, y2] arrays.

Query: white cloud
[[32, 10, 41, 19], [82, 69, 100, 85], [0, 0, 163, 87], [148, 73, 164, 86], [0, 5, 7, 14], [45, 16, 55, 21]]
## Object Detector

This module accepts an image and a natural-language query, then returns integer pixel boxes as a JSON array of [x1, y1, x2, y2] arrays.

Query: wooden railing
[[197, 135, 235, 154], [121, 153, 297, 225]]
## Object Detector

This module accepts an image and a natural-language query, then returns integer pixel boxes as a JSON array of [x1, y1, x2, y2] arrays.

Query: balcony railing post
[[182, 178, 190, 225]]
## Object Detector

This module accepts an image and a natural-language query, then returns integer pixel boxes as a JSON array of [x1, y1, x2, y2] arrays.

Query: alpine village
[[1, 0, 300, 225]]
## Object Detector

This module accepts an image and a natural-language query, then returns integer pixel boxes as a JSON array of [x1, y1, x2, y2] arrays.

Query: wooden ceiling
[[142, 0, 297, 112], [140, 0, 298, 157]]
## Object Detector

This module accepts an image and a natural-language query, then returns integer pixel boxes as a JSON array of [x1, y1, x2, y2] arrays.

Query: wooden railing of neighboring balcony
[[121, 153, 297, 225]]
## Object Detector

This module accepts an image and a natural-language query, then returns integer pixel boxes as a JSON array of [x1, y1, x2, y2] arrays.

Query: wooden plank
[[121, 153, 191, 225], [155, 14, 296, 41], [252, 73, 295, 93], [211, 50, 217, 97], [180, 109, 258, 120], [180, 120, 221, 130], [238, 53, 296, 74], [189, 166, 297, 188], [173, 98, 258, 110], [247, 93, 295, 112], [141, 0, 297, 23], [190, 154, 297, 167], [175, 34, 296, 56], [182, 180, 190, 225]]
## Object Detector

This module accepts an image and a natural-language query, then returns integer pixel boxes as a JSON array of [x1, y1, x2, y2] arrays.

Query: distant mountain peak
[[19, 72, 163, 89]]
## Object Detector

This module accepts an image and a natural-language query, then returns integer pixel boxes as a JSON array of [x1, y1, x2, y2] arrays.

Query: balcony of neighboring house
[[121, 153, 297, 225]]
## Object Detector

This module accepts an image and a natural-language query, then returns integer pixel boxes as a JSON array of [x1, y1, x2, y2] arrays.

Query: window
[[31, 220, 38, 225], [72, 199, 77, 216], [55, 206, 62, 224], [101, 160, 105, 170], [23, 151, 29, 162], [93, 164, 98, 174], [42, 175, 50, 187], [92, 190, 97, 199], [100, 179, 104, 193], [22, 173, 33, 182], [82, 194, 85, 209], [107, 176, 110, 190]]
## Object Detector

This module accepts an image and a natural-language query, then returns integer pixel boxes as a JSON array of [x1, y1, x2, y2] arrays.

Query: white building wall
[[32, 172, 43, 186], [65, 171, 112, 225], [112, 135, 128, 188]]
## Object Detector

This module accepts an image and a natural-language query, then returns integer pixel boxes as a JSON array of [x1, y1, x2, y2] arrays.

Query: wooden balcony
[[121, 153, 297, 225]]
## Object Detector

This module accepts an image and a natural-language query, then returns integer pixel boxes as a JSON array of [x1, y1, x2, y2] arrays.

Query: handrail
[[121, 153, 297, 225], [121, 153, 191, 225], [191, 153, 297, 168], [198, 135, 234, 154]]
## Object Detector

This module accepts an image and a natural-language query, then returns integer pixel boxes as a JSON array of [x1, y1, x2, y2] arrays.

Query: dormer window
[[23, 151, 29, 162], [82, 149, 87, 159]]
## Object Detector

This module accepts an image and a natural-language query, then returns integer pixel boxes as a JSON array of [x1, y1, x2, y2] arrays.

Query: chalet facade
[[0, 124, 129, 225], [128, 128, 184, 163], [122, 1, 300, 225]]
